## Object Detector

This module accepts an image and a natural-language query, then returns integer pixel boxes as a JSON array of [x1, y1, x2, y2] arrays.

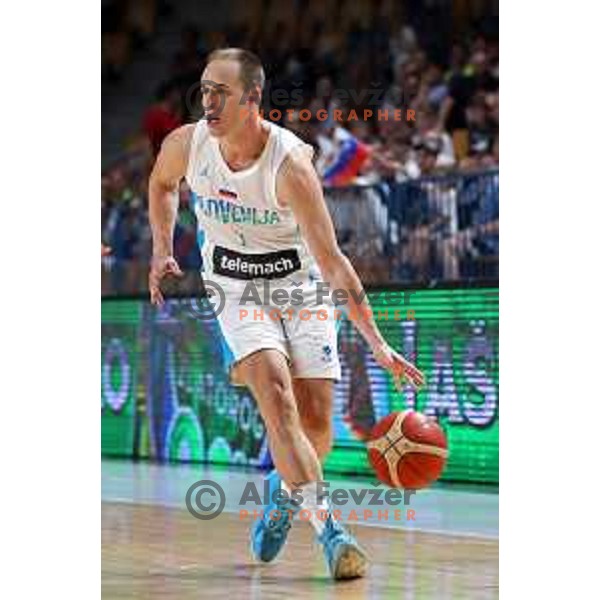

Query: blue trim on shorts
[[334, 313, 343, 334], [190, 191, 205, 251], [218, 326, 236, 373]]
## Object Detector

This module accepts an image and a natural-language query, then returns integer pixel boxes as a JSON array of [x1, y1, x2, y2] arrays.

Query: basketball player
[[149, 49, 425, 580]]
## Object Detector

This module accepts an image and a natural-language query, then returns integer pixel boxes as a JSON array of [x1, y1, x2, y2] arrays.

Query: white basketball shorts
[[204, 247, 341, 384]]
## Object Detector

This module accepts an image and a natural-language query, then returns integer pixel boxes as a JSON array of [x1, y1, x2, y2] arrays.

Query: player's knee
[[261, 380, 299, 436], [302, 410, 332, 439], [299, 408, 332, 456], [263, 376, 290, 404]]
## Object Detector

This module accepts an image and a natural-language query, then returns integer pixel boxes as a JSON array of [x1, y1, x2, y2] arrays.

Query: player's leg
[[234, 349, 322, 487], [293, 378, 334, 461], [283, 293, 368, 579], [212, 280, 306, 563], [240, 350, 366, 579], [290, 373, 368, 580], [237, 349, 329, 565]]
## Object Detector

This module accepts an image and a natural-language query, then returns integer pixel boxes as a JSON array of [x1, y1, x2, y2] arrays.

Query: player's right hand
[[149, 255, 183, 306]]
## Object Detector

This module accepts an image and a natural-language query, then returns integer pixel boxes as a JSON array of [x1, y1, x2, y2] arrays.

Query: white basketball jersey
[[185, 120, 318, 280]]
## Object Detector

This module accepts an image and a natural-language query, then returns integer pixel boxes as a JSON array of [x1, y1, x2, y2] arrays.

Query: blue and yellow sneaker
[[317, 514, 368, 580], [251, 470, 299, 562]]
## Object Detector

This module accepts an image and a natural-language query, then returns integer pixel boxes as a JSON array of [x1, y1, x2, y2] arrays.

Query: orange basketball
[[366, 411, 448, 489]]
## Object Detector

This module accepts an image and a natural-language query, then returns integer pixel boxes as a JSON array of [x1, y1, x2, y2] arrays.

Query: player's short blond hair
[[206, 48, 265, 94]]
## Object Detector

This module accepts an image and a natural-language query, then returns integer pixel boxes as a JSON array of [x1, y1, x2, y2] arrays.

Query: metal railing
[[324, 169, 499, 285], [101, 169, 498, 296]]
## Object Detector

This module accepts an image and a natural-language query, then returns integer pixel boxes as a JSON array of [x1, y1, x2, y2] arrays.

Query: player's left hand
[[372, 343, 426, 389]]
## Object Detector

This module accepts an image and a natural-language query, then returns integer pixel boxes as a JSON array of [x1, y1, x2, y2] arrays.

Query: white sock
[[299, 481, 330, 536]]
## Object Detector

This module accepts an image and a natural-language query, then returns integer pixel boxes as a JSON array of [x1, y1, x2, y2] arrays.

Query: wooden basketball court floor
[[102, 460, 498, 599]]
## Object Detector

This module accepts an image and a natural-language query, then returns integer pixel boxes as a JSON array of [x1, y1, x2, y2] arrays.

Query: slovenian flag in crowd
[[322, 128, 371, 187]]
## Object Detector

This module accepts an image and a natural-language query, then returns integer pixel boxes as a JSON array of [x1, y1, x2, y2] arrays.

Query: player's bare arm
[[148, 124, 195, 305], [277, 150, 425, 388]]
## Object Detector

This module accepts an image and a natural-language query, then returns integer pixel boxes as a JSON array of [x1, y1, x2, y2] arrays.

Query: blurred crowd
[[102, 0, 172, 82], [102, 0, 499, 292], [140, 0, 498, 176], [102, 152, 201, 294]]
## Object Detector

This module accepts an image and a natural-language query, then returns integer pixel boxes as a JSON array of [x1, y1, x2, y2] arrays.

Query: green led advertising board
[[101, 287, 498, 484]]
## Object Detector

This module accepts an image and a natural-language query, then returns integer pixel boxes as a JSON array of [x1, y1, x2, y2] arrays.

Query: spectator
[[102, 3, 498, 292], [466, 96, 494, 158], [142, 82, 182, 156], [415, 106, 455, 169], [413, 135, 445, 178], [102, 2, 131, 81], [439, 45, 499, 161]]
